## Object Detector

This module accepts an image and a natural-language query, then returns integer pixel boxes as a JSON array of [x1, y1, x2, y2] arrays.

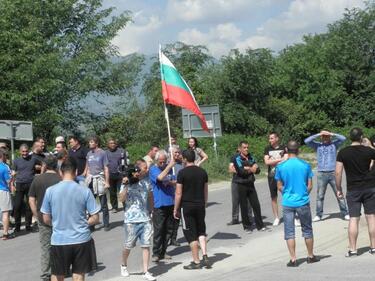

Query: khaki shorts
[[0, 190, 12, 212]]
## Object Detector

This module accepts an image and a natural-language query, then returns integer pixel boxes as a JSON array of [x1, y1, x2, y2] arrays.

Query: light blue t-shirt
[[41, 180, 100, 245], [0, 162, 11, 192], [275, 157, 313, 208], [123, 179, 151, 223], [304, 133, 346, 171]]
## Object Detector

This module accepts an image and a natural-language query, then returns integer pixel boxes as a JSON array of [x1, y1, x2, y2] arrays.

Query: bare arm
[[83, 162, 88, 177], [228, 163, 236, 174], [173, 183, 183, 219], [87, 213, 99, 226], [104, 166, 110, 188], [245, 163, 259, 174], [42, 214, 52, 226], [157, 159, 175, 181], [197, 149, 208, 166], [335, 161, 344, 198], [264, 155, 283, 166], [148, 191, 154, 213], [29, 197, 38, 219], [204, 182, 208, 207], [119, 187, 128, 203], [307, 178, 313, 194], [277, 180, 283, 193]]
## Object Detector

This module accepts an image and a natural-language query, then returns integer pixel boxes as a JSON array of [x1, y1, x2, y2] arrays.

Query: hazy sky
[[105, 0, 366, 57]]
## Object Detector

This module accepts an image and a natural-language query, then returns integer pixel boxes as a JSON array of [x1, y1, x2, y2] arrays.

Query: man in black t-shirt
[[336, 128, 375, 257], [11, 144, 39, 232], [174, 149, 210, 270], [68, 136, 89, 180], [29, 155, 61, 281], [264, 132, 287, 226]]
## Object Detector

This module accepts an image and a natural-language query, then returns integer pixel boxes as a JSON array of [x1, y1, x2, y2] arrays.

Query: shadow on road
[[209, 232, 241, 240], [107, 220, 124, 230], [209, 252, 232, 266], [207, 202, 221, 208], [149, 261, 182, 275], [167, 245, 191, 256], [295, 254, 332, 266], [357, 246, 370, 256], [322, 212, 344, 221]]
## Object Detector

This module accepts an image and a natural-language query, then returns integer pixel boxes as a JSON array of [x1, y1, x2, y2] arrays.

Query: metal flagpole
[[159, 44, 175, 175]]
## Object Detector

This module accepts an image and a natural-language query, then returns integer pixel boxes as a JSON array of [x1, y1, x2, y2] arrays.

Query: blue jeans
[[283, 204, 313, 240], [316, 171, 348, 217]]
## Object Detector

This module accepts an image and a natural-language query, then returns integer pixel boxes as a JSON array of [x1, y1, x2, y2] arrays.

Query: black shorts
[[181, 205, 206, 243], [268, 176, 278, 199], [346, 188, 375, 217], [51, 238, 97, 276]]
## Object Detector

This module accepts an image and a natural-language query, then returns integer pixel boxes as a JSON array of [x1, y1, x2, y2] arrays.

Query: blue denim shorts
[[283, 204, 313, 240], [124, 221, 153, 249]]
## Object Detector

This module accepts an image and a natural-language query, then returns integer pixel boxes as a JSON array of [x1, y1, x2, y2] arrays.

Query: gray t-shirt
[[106, 148, 125, 174], [86, 149, 109, 176]]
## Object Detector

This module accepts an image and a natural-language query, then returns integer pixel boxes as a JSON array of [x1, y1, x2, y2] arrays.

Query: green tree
[[0, 0, 141, 139]]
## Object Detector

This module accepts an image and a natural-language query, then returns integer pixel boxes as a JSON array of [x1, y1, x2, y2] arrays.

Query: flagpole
[[159, 44, 175, 175]]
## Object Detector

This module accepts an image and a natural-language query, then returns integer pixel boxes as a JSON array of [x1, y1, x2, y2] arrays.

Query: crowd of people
[[0, 128, 374, 280]]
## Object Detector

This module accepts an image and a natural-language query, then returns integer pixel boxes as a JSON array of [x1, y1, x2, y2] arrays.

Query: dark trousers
[[237, 182, 264, 230], [171, 218, 180, 242], [153, 206, 174, 258], [109, 176, 122, 210], [14, 182, 32, 230], [231, 182, 253, 221]]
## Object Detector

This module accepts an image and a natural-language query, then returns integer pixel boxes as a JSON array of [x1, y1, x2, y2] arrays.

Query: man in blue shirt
[[0, 150, 12, 240], [275, 140, 319, 267], [41, 157, 100, 280], [305, 130, 349, 221], [149, 149, 175, 262]]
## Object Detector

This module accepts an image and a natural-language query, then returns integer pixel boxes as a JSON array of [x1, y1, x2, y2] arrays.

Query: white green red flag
[[159, 51, 209, 132]]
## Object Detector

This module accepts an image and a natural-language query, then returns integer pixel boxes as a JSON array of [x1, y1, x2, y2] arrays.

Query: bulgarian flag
[[159, 51, 209, 132]]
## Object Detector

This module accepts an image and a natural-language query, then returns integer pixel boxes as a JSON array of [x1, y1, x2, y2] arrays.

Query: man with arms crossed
[[275, 141, 319, 267], [335, 128, 375, 256], [174, 149, 210, 270], [305, 130, 349, 221], [41, 158, 100, 281], [264, 132, 287, 226], [29, 156, 61, 281]]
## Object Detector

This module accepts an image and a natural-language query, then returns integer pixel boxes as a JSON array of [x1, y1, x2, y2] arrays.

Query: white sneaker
[[312, 216, 321, 222], [273, 218, 280, 226], [344, 215, 350, 221], [143, 271, 156, 281], [121, 265, 129, 277], [294, 219, 301, 227]]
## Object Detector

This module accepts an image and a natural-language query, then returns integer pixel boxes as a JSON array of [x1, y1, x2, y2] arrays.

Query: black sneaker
[[287, 260, 298, 267], [183, 262, 201, 270], [369, 248, 375, 255], [202, 255, 212, 269], [244, 228, 252, 233], [345, 250, 358, 257], [307, 255, 320, 264], [227, 220, 240, 226]]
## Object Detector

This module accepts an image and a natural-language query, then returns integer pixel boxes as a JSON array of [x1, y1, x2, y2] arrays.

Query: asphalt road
[[1, 175, 373, 281]]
